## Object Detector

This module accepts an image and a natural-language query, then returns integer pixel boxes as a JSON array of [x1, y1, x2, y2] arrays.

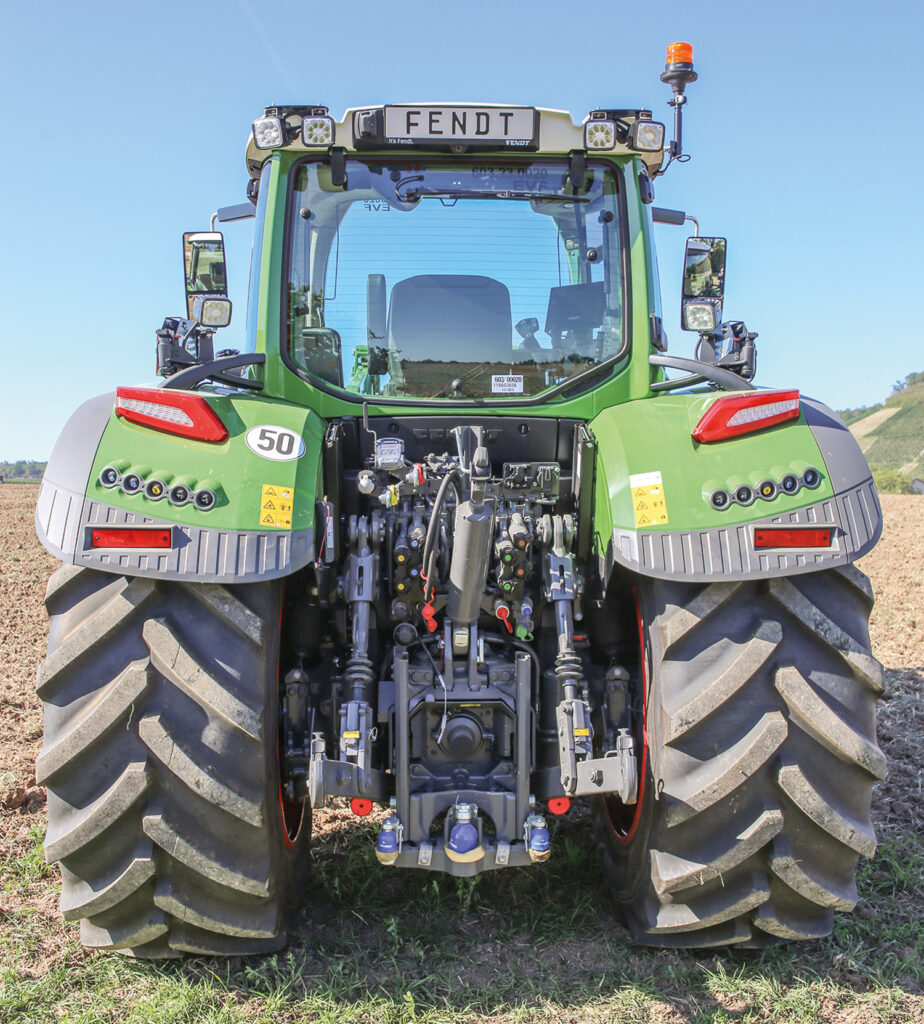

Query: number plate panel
[[382, 106, 537, 146]]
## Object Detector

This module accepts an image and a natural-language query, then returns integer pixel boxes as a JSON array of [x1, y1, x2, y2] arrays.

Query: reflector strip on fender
[[90, 527, 173, 548], [693, 390, 800, 443], [754, 527, 832, 549]]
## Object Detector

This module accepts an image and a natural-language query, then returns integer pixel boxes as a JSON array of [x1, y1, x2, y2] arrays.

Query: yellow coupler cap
[[446, 843, 485, 864]]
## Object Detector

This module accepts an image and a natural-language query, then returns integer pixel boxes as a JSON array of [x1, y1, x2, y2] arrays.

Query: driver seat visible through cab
[[386, 274, 513, 394]]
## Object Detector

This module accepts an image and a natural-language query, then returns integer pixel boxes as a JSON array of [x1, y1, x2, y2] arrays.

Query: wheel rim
[[277, 749, 305, 847], [276, 597, 306, 848]]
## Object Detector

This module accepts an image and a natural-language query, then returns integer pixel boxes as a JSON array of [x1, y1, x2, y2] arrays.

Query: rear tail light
[[693, 390, 801, 443], [754, 527, 832, 549], [90, 528, 173, 549], [116, 387, 228, 443]]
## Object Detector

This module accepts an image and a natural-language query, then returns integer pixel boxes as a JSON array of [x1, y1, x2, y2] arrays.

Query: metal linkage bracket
[[308, 731, 388, 807], [339, 699, 374, 768], [573, 729, 638, 803], [555, 696, 593, 793], [544, 551, 575, 602]]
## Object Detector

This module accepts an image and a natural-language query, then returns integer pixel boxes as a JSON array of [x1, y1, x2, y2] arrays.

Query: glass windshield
[[284, 158, 625, 401]]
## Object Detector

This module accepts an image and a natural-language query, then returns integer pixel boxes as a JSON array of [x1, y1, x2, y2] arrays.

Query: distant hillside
[[0, 460, 46, 483], [840, 372, 924, 493]]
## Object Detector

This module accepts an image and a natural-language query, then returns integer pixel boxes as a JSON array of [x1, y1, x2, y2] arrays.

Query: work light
[[583, 119, 617, 150], [252, 115, 286, 149], [628, 120, 665, 152], [683, 301, 719, 331], [192, 296, 232, 328], [302, 116, 334, 146]]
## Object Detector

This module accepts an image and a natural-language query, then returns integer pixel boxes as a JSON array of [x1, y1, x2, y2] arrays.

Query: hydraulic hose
[[421, 470, 458, 600]]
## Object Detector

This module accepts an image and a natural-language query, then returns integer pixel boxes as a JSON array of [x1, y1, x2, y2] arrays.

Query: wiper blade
[[397, 186, 588, 203]]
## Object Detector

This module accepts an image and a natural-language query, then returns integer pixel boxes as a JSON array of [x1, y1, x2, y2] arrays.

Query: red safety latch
[[421, 601, 438, 633]]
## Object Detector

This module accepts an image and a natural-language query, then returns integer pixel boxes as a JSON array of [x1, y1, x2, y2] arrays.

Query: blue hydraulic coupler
[[376, 816, 401, 865], [526, 813, 550, 863], [446, 803, 484, 863]]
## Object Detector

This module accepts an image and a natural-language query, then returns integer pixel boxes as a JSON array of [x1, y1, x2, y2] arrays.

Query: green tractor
[[35, 43, 884, 956]]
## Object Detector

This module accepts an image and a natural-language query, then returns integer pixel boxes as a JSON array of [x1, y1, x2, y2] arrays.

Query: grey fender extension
[[39, 489, 314, 583]]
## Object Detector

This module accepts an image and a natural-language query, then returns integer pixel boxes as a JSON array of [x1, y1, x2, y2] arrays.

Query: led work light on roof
[[252, 114, 286, 150], [584, 120, 617, 151], [302, 115, 334, 146], [628, 119, 666, 152], [252, 105, 332, 150], [583, 109, 665, 154]]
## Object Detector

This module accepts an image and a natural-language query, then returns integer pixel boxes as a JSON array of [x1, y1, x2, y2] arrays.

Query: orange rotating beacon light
[[659, 41, 698, 171]]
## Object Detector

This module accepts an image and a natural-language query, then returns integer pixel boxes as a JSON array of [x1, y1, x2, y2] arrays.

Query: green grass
[[2, 811, 922, 1024], [1, 822, 50, 896]]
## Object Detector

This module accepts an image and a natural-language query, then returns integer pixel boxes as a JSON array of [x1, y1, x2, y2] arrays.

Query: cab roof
[[244, 103, 664, 178]]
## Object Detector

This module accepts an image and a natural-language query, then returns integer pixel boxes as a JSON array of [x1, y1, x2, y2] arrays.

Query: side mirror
[[184, 231, 229, 322], [681, 236, 726, 331]]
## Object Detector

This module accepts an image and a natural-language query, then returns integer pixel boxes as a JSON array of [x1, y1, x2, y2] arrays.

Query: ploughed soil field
[[1, 482, 922, 1024]]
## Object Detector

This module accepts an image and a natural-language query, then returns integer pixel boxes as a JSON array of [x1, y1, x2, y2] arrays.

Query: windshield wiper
[[396, 185, 589, 203]]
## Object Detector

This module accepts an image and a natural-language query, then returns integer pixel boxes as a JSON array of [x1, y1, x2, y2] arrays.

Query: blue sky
[[2, 0, 922, 459]]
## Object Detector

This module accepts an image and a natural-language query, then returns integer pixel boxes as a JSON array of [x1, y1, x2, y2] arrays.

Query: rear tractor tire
[[595, 565, 885, 947], [36, 566, 310, 957]]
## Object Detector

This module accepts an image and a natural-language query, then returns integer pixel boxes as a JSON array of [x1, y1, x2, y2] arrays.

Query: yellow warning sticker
[[260, 484, 294, 528], [629, 470, 669, 528]]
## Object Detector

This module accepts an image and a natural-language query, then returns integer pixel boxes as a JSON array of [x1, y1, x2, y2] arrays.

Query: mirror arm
[[211, 203, 256, 229], [162, 353, 266, 391], [649, 353, 755, 391]]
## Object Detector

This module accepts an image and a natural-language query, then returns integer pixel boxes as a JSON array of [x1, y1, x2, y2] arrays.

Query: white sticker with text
[[492, 374, 524, 394]]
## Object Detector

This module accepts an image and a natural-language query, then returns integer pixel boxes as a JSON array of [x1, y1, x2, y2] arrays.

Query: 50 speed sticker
[[245, 425, 306, 462], [629, 471, 669, 528], [260, 484, 293, 528]]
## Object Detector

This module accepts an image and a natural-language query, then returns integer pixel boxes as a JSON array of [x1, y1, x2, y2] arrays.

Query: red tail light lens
[[350, 798, 373, 816], [116, 387, 228, 443], [91, 528, 173, 549], [692, 390, 800, 443], [754, 527, 832, 549]]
